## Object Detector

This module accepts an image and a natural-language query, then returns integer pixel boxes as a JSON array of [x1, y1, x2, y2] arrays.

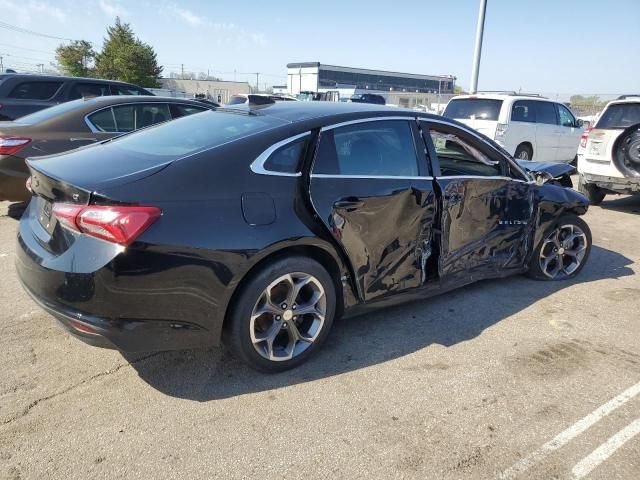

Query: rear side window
[[535, 102, 558, 125], [595, 103, 640, 129], [264, 138, 307, 173], [443, 99, 503, 121], [69, 83, 111, 100], [88, 108, 117, 132], [511, 100, 536, 123], [9, 81, 62, 100], [314, 120, 419, 176], [89, 103, 172, 132]]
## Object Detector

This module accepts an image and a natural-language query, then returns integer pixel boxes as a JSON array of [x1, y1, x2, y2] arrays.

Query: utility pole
[[255, 72, 260, 93], [234, 69, 236, 82], [181, 63, 184, 79], [0, 55, 3, 72], [207, 68, 209, 80], [36, 63, 44, 73], [437, 79, 442, 113], [469, 0, 488, 93]]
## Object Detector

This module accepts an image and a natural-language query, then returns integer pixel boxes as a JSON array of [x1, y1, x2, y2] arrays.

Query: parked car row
[[0, 96, 216, 202], [14, 100, 592, 371]]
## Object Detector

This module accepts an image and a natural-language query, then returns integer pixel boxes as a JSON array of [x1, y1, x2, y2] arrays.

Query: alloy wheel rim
[[539, 224, 588, 279], [250, 272, 326, 361], [517, 150, 530, 160]]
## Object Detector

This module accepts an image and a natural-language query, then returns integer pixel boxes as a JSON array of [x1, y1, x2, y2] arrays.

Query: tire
[[578, 175, 606, 205], [527, 214, 592, 281], [514, 144, 533, 160], [225, 256, 336, 372]]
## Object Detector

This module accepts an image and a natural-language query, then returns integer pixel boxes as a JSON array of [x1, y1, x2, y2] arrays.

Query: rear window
[[107, 110, 286, 159], [595, 103, 640, 129], [443, 98, 503, 121], [227, 96, 247, 105], [9, 81, 63, 100]]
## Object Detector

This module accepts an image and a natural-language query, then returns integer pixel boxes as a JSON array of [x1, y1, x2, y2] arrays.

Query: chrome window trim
[[250, 131, 311, 177], [419, 117, 531, 181], [311, 174, 433, 180], [319, 116, 417, 132]]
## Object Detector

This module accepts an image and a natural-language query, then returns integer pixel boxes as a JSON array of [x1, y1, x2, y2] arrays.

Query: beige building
[[159, 78, 251, 104]]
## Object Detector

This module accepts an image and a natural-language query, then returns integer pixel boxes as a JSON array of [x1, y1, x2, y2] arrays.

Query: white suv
[[577, 96, 640, 204], [443, 93, 583, 163]]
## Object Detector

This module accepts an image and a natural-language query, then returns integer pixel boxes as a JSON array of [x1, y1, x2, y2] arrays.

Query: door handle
[[334, 199, 364, 210]]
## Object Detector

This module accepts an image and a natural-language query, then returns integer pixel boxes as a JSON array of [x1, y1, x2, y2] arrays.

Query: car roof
[[605, 97, 640, 106], [449, 93, 550, 102], [224, 101, 429, 124], [0, 73, 140, 86]]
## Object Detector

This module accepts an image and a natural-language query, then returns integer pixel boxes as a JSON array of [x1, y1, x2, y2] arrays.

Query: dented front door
[[308, 118, 437, 301]]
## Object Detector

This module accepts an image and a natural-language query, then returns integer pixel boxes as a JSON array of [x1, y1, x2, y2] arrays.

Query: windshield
[[106, 109, 286, 160], [12, 99, 86, 124], [595, 103, 640, 129], [443, 98, 503, 121]]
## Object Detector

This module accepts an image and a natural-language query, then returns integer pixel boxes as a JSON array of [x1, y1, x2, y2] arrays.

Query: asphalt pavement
[[0, 195, 639, 480]]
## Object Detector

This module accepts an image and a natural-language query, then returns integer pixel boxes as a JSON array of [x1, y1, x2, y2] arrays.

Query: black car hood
[[516, 160, 576, 178]]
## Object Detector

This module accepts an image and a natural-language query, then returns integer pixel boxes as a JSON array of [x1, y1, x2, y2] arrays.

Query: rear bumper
[[582, 173, 640, 194], [15, 203, 222, 352]]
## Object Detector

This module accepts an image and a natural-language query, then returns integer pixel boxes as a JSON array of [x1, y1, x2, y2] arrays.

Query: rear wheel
[[578, 175, 606, 205], [527, 215, 592, 281], [225, 256, 336, 372], [514, 144, 533, 160]]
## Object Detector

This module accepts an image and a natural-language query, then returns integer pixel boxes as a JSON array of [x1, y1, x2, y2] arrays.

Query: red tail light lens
[[580, 128, 592, 148], [0, 136, 32, 155], [52, 204, 161, 245]]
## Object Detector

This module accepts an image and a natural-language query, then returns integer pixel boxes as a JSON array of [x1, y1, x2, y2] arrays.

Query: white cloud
[[175, 8, 202, 27], [98, 0, 130, 18], [0, 0, 66, 24]]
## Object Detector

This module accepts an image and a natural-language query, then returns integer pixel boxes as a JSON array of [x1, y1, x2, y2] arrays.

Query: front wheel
[[527, 215, 592, 281], [225, 256, 336, 372], [578, 176, 606, 205], [514, 144, 533, 160]]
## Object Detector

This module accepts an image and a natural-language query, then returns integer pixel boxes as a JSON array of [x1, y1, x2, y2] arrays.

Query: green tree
[[94, 17, 163, 87], [55, 40, 96, 77], [453, 85, 466, 95]]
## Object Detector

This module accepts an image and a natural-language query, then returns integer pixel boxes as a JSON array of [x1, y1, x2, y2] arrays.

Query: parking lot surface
[[0, 194, 639, 480]]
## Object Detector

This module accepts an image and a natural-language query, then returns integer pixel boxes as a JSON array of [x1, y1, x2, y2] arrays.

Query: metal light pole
[[469, 0, 488, 93]]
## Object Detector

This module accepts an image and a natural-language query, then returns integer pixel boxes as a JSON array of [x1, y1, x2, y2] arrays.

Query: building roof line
[[286, 62, 456, 81]]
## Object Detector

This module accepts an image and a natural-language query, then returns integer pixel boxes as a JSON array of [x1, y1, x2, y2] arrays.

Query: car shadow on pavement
[[124, 245, 634, 401], [598, 195, 640, 215]]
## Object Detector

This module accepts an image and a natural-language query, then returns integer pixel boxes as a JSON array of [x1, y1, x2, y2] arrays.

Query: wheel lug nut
[[276, 315, 281, 320], [281, 303, 287, 309], [292, 304, 296, 310]]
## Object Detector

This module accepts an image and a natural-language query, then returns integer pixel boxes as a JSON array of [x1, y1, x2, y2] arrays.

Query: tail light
[[580, 128, 592, 148], [52, 204, 161, 245], [0, 136, 32, 155], [495, 123, 508, 139]]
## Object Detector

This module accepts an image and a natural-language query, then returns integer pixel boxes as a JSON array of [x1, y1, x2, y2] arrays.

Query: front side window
[[557, 104, 576, 127], [9, 81, 63, 100], [429, 126, 502, 177], [535, 102, 558, 125], [313, 120, 419, 176], [69, 83, 111, 100], [511, 100, 536, 123], [264, 138, 308, 173]]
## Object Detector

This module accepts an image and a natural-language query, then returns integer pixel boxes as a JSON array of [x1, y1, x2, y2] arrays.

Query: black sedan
[[0, 96, 214, 202], [16, 102, 592, 372]]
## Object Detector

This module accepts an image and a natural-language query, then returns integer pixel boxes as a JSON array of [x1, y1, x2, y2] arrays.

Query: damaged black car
[[16, 102, 592, 372]]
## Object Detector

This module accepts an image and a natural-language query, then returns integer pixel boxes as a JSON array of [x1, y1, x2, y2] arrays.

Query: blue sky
[[0, 0, 638, 98]]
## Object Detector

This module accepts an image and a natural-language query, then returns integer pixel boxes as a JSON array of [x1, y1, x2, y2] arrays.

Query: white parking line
[[499, 381, 640, 479], [571, 417, 640, 479]]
